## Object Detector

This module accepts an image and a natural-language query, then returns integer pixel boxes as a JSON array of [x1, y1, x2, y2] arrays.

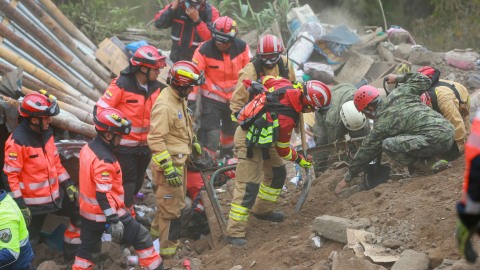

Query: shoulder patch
[[8, 153, 17, 160], [0, 228, 12, 243], [101, 172, 110, 180], [105, 90, 113, 100], [178, 110, 183, 119]]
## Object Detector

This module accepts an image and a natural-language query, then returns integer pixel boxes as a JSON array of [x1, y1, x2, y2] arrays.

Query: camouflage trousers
[[382, 133, 454, 167]]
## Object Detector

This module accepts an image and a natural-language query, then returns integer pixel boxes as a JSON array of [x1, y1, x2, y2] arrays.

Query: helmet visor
[[212, 31, 235, 44], [259, 53, 281, 65]]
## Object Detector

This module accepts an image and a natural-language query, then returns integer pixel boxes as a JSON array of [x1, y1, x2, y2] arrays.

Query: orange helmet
[[130, 45, 166, 69], [19, 92, 59, 118], [256, 34, 284, 66], [167, 61, 205, 94], [420, 92, 432, 106], [302, 81, 332, 110], [94, 108, 131, 135], [354, 85, 381, 112], [212, 16, 237, 44]]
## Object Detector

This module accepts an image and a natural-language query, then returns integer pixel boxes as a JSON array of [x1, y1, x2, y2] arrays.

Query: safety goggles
[[212, 31, 235, 44], [258, 53, 281, 65]]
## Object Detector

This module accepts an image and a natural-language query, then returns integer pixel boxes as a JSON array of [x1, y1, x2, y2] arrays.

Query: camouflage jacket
[[345, 72, 452, 181]]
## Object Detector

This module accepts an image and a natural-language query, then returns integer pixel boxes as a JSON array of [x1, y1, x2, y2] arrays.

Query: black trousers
[[115, 152, 151, 209]]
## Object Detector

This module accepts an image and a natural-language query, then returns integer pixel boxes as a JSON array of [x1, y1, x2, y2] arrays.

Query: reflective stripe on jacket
[[79, 137, 127, 222], [95, 74, 161, 154], [3, 121, 70, 214]]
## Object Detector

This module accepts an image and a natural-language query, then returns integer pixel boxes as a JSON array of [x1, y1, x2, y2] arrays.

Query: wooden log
[[19, 0, 110, 84], [0, 46, 97, 105], [0, 24, 101, 101], [199, 190, 224, 247], [21, 87, 93, 124], [0, 62, 93, 112], [0, 94, 95, 138], [0, 0, 104, 98], [36, 0, 97, 52], [307, 137, 365, 155]]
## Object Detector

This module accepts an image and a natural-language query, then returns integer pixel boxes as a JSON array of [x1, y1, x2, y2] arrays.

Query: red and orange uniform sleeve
[[95, 81, 123, 114], [3, 139, 25, 200], [93, 161, 119, 219], [274, 115, 298, 162]]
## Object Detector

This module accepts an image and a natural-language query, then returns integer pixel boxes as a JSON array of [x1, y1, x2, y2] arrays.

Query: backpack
[[427, 81, 468, 114]]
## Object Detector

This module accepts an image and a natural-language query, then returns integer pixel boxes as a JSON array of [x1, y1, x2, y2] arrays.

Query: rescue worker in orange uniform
[[456, 111, 480, 263], [190, 16, 252, 160], [148, 61, 204, 258], [73, 108, 164, 270], [225, 76, 332, 246], [2, 92, 80, 260], [95, 45, 166, 218]]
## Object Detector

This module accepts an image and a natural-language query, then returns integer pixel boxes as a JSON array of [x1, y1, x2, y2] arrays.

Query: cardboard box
[[95, 36, 170, 86]]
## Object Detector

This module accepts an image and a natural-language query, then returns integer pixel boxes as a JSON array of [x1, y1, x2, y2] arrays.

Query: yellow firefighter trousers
[[150, 163, 187, 258], [226, 126, 286, 238]]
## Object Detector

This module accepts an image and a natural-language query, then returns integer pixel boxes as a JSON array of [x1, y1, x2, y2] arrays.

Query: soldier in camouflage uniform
[[312, 83, 370, 175], [335, 72, 455, 194]]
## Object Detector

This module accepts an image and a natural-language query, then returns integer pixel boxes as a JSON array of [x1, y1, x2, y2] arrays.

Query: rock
[[433, 259, 457, 270], [309, 233, 326, 250], [378, 43, 394, 62], [190, 258, 202, 270], [107, 260, 123, 270], [447, 259, 480, 269], [394, 43, 412, 60], [445, 73, 456, 82], [334, 161, 348, 169], [311, 260, 330, 270], [37, 261, 59, 270], [390, 32, 410, 45], [230, 266, 243, 270], [391, 250, 430, 270], [103, 258, 113, 269], [143, 193, 157, 208], [371, 217, 379, 223], [240, 30, 258, 49], [194, 235, 212, 255], [383, 240, 402, 249], [408, 51, 438, 65], [428, 248, 444, 269], [312, 215, 364, 243], [338, 185, 361, 199], [33, 243, 53, 266], [328, 251, 337, 262], [358, 218, 371, 228], [365, 234, 374, 244], [292, 220, 299, 226], [332, 252, 387, 270], [435, 57, 443, 64], [101, 241, 121, 262]]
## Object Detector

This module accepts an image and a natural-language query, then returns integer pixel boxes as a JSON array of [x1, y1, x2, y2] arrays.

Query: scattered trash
[[445, 49, 480, 70]]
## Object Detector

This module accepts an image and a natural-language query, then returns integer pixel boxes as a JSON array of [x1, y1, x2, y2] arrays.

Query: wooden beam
[[0, 0, 18, 46]]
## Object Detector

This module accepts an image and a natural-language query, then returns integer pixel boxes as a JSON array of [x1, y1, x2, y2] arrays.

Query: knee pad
[[271, 165, 287, 189], [241, 182, 260, 209]]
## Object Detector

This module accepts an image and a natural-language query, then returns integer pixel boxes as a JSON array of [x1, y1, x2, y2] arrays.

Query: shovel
[[363, 154, 390, 191], [295, 113, 312, 213]]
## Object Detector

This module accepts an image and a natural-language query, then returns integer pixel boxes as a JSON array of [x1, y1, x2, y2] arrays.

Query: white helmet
[[340, 100, 366, 131]]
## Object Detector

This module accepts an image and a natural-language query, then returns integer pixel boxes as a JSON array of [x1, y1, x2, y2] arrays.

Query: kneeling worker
[[226, 76, 332, 246], [148, 61, 204, 257], [335, 72, 455, 194], [73, 108, 163, 270]]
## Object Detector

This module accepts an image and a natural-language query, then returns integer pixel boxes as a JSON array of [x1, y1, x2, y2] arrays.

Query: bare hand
[[171, 0, 181, 10], [386, 74, 396, 84], [335, 179, 348, 194], [186, 6, 200, 22]]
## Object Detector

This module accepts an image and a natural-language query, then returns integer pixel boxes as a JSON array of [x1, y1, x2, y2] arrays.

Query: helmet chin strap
[[30, 117, 47, 131], [99, 132, 119, 148], [139, 67, 152, 84]]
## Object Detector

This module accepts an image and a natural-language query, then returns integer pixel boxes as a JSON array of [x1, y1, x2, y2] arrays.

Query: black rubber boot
[[253, 211, 286, 222], [225, 236, 247, 246]]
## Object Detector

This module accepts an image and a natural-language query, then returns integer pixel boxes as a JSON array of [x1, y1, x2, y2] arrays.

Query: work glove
[[295, 155, 312, 168], [193, 135, 202, 154], [107, 221, 124, 241], [161, 160, 183, 187], [21, 207, 32, 227], [456, 219, 478, 262], [65, 184, 79, 202]]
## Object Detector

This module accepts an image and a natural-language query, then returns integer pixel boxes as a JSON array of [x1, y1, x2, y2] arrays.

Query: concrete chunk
[[391, 250, 430, 270], [312, 215, 364, 243], [332, 253, 387, 270]]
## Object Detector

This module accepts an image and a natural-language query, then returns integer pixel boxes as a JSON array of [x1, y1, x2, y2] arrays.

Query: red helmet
[[302, 81, 332, 110], [94, 108, 132, 135], [167, 61, 205, 89], [256, 34, 284, 65], [354, 85, 381, 112], [225, 158, 238, 179], [19, 92, 60, 117], [212, 16, 237, 44], [130, 45, 166, 69], [420, 92, 431, 106], [418, 66, 440, 84]]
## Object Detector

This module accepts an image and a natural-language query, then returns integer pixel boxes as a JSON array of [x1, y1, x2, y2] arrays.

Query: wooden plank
[[0, 0, 18, 46], [200, 190, 223, 247], [334, 51, 374, 84]]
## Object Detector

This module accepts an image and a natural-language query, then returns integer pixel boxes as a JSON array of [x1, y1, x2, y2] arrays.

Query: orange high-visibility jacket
[[95, 74, 161, 153], [189, 38, 251, 103], [3, 121, 71, 214], [79, 137, 127, 223]]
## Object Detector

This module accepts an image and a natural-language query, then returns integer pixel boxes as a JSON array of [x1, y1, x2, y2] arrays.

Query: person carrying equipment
[[190, 16, 252, 160], [148, 61, 204, 258], [230, 34, 296, 118], [312, 83, 370, 175], [154, 0, 219, 63], [2, 92, 80, 260], [225, 76, 332, 246], [335, 73, 455, 194], [95, 45, 166, 219], [417, 66, 470, 163], [0, 189, 34, 270], [73, 108, 163, 270]]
